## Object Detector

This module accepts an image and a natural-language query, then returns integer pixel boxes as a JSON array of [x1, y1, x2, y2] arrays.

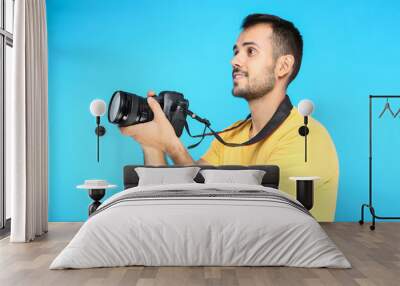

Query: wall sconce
[[90, 99, 106, 162], [298, 99, 314, 163]]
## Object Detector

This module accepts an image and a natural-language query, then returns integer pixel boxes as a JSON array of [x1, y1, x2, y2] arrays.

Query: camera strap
[[185, 95, 293, 149]]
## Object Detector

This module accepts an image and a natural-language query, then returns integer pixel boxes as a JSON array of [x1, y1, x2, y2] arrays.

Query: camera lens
[[108, 91, 124, 123], [108, 91, 146, 126], [137, 96, 153, 123], [107, 90, 188, 137]]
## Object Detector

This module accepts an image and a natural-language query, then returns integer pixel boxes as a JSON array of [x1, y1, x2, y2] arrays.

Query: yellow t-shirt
[[201, 107, 339, 222]]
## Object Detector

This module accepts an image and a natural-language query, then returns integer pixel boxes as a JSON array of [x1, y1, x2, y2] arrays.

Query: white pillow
[[200, 169, 266, 185], [135, 167, 201, 186]]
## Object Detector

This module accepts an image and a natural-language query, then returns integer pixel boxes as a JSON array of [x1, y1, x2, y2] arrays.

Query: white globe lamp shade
[[298, 99, 314, 117], [90, 99, 106, 117]]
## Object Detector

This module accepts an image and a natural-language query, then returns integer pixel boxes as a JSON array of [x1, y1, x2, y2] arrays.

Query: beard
[[232, 66, 275, 101]]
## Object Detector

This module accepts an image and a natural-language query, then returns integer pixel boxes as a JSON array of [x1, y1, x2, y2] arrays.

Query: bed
[[50, 165, 350, 269]]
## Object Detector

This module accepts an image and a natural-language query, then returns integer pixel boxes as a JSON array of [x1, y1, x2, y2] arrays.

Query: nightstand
[[77, 180, 117, 216], [289, 176, 320, 210]]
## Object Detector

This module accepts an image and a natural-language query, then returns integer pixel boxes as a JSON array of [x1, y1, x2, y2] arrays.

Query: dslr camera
[[108, 90, 189, 137]]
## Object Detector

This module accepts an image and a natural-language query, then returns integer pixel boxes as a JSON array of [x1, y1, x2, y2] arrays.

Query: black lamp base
[[296, 180, 314, 210], [88, 189, 105, 215]]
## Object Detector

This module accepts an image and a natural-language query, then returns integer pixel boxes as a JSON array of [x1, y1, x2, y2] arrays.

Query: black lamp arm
[[94, 116, 106, 162], [298, 116, 309, 162]]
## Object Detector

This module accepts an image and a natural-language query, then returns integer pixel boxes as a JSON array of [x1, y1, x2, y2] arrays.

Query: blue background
[[46, 0, 400, 222]]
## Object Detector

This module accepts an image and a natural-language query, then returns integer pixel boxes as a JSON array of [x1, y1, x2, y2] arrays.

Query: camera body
[[108, 90, 189, 137]]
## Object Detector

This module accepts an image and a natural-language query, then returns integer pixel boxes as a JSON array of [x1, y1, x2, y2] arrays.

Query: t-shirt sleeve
[[201, 138, 222, 165]]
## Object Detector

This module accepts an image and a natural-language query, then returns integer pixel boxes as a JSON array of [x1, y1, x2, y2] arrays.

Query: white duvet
[[50, 183, 351, 269]]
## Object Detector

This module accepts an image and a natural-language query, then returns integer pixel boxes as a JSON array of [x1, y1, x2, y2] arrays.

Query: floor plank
[[0, 222, 399, 286]]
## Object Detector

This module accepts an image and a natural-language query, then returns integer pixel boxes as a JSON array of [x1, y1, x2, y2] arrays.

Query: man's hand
[[119, 91, 180, 154]]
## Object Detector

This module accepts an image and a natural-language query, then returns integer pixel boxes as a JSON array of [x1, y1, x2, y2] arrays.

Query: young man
[[119, 14, 339, 222]]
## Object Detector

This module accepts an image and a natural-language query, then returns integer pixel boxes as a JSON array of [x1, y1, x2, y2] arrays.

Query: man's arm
[[167, 140, 209, 165], [141, 138, 209, 166], [142, 145, 167, 166], [196, 158, 209, 165], [143, 144, 209, 166], [119, 90, 211, 166]]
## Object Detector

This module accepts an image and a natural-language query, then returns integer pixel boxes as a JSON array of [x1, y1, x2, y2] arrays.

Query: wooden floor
[[0, 222, 399, 286]]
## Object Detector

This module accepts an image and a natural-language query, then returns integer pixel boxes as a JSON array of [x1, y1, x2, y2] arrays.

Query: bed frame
[[123, 165, 279, 190]]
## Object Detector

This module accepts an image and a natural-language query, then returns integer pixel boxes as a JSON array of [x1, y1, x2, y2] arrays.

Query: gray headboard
[[123, 165, 280, 189]]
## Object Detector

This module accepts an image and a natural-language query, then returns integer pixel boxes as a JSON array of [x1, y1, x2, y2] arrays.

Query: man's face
[[231, 24, 277, 100]]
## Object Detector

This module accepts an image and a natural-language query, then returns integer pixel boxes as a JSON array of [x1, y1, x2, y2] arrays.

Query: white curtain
[[7, 0, 48, 242]]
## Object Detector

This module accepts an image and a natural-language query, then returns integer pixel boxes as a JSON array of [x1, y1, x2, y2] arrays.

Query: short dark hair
[[241, 14, 303, 84]]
